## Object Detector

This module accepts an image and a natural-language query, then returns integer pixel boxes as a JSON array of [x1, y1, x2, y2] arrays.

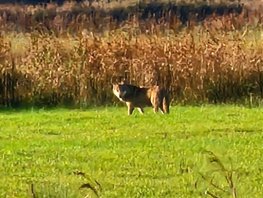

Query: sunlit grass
[[0, 105, 262, 197]]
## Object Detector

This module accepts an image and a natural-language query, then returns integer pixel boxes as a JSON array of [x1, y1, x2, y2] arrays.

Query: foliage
[[0, 1, 262, 106]]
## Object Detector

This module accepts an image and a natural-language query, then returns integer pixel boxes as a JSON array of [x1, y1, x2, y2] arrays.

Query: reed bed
[[0, 1, 262, 107]]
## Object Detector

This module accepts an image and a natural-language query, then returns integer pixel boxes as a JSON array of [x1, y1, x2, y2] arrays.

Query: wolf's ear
[[120, 79, 128, 85], [111, 76, 118, 85], [112, 83, 120, 89]]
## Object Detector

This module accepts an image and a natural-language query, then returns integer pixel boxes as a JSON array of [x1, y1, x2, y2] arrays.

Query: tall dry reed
[[0, 26, 262, 106]]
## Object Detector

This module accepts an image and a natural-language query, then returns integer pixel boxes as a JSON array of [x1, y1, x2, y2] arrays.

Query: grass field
[[0, 105, 262, 197]]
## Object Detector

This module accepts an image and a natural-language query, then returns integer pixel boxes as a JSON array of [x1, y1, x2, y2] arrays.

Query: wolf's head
[[112, 83, 128, 102]]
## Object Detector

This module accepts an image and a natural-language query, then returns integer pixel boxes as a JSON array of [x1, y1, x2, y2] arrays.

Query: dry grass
[[0, 1, 262, 107], [0, 0, 251, 33]]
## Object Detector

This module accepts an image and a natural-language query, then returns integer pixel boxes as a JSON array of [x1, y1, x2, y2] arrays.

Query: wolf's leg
[[159, 104, 165, 114], [153, 104, 159, 113], [127, 102, 134, 115], [137, 107, 144, 114], [151, 98, 159, 113], [128, 107, 135, 115], [163, 95, 170, 114]]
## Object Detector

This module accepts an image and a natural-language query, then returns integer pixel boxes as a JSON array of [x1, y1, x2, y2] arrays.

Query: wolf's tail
[[163, 94, 170, 114]]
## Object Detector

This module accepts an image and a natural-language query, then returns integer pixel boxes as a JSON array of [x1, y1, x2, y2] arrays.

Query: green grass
[[0, 105, 262, 197]]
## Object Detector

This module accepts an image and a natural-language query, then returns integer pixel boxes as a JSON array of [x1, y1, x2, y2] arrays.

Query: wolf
[[112, 83, 170, 115]]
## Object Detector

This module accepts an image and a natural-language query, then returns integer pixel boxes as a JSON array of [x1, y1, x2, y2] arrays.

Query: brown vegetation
[[0, 1, 262, 107]]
